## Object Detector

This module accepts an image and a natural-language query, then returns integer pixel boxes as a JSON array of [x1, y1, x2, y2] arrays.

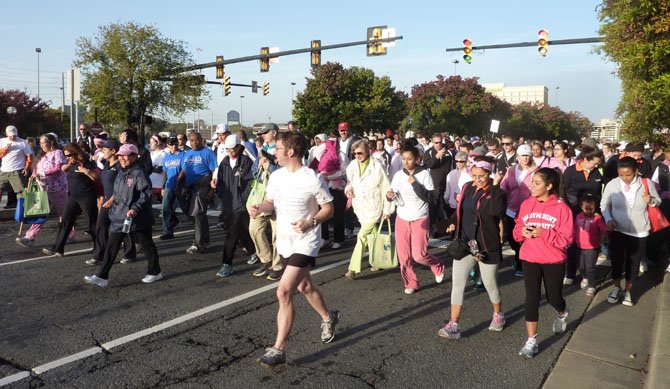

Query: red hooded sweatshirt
[[513, 194, 574, 264]]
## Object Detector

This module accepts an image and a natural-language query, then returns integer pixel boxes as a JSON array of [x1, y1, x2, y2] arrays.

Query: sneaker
[[121, 258, 134, 265], [585, 287, 596, 297], [580, 278, 589, 289], [370, 267, 380, 272], [553, 308, 569, 334], [665, 264, 670, 273], [475, 280, 485, 291], [518, 336, 538, 358], [563, 277, 574, 286], [266, 270, 283, 281], [345, 270, 355, 280], [247, 254, 260, 265], [468, 269, 477, 283], [320, 310, 340, 343], [639, 261, 648, 275], [159, 233, 174, 240], [404, 288, 416, 295], [514, 270, 524, 277], [344, 228, 354, 239], [331, 242, 342, 250], [435, 272, 445, 284], [216, 264, 234, 278], [85, 258, 102, 266], [257, 347, 286, 367], [186, 245, 199, 255], [253, 264, 270, 277], [607, 286, 622, 304], [42, 247, 63, 257], [622, 291, 634, 306], [15, 237, 34, 247], [142, 273, 163, 283], [488, 312, 506, 332], [84, 275, 108, 287], [437, 320, 461, 339]]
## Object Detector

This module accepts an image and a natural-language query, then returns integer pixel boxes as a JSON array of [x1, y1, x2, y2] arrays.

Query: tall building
[[482, 83, 548, 105], [590, 119, 622, 141]]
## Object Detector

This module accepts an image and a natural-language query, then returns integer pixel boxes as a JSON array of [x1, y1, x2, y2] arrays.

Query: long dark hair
[[534, 167, 566, 201], [63, 142, 89, 165]]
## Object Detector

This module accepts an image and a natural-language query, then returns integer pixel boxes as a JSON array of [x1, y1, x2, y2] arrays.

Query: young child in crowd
[[574, 194, 608, 297]]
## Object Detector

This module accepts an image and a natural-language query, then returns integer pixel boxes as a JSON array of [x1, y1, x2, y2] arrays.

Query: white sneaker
[[120, 258, 133, 264], [665, 264, 670, 273], [622, 291, 634, 306], [186, 245, 199, 254], [142, 273, 163, 284], [563, 277, 574, 286], [404, 288, 416, 294], [84, 275, 108, 287], [639, 261, 648, 275], [331, 242, 342, 249], [435, 272, 445, 284], [85, 258, 102, 266], [580, 279, 588, 289]]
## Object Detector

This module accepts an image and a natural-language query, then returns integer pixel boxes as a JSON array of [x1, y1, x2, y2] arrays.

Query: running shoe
[[85, 258, 101, 266], [514, 270, 524, 277], [622, 291, 634, 306], [488, 312, 505, 332], [519, 336, 538, 358], [607, 286, 622, 304], [186, 245, 199, 255], [84, 275, 108, 287], [585, 287, 596, 297], [120, 258, 133, 264], [266, 270, 282, 281], [435, 272, 445, 284], [563, 277, 574, 286], [345, 271, 355, 280], [42, 247, 63, 257], [331, 242, 342, 250], [142, 273, 163, 284], [216, 264, 234, 277], [552, 308, 569, 334], [580, 279, 588, 289], [257, 347, 286, 367], [320, 310, 340, 343], [437, 320, 460, 339], [253, 264, 270, 277], [247, 254, 260, 265], [15, 237, 34, 247], [404, 288, 416, 295]]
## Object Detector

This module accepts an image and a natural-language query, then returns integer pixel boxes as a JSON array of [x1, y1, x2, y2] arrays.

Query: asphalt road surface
[[0, 212, 597, 388]]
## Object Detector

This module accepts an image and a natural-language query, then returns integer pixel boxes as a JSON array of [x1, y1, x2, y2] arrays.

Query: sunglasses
[[501, 142, 512, 146], [64, 153, 73, 157], [455, 160, 466, 163], [353, 151, 365, 156]]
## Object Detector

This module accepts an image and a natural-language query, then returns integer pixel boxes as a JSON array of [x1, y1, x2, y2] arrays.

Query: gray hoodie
[[601, 176, 661, 238]]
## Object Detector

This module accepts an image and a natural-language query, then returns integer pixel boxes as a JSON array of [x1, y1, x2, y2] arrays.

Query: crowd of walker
[[2, 120, 669, 366]]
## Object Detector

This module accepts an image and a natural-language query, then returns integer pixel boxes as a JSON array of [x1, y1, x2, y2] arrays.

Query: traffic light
[[260, 47, 270, 72], [251, 81, 258, 94], [223, 75, 231, 96], [463, 39, 473, 64], [538, 29, 549, 56], [215, 55, 224, 79], [311, 40, 321, 67], [263, 81, 269, 96], [367, 26, 387, 56]]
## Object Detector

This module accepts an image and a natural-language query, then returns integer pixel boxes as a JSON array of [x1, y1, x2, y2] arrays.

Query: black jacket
[[424, 147, 452, 192], [109, 163, 154, 232], [449, 182, 507, 264], [563, 163, 603, 214], [216, 153, 254, 214]]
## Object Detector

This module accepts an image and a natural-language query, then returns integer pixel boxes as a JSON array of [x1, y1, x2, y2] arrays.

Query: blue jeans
[[161, 188, 182, 235]]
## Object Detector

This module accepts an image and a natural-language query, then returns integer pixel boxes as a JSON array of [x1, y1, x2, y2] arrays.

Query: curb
[[645, 272, 670, 388]]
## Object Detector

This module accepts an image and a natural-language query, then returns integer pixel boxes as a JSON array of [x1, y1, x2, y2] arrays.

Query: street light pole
[[452, 59, 459, 76], [290, 82, 296, 120], [240, 95, 245, 126], [35, 48, 41, 99], [555, 86, 560, 106]]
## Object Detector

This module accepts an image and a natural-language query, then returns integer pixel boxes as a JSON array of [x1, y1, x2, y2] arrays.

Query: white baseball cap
[[516, 144, 532, 156], [224, 134, 241, 149], [5, 125, 18, 136], [215, 123, 229, 134]]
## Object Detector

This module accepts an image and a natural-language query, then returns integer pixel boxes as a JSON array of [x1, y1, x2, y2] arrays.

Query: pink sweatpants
[[395, 216, 444, 290]]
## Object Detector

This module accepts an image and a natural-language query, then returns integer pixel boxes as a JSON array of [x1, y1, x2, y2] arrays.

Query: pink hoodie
[[500, 165, 535, 216], [574, 213, 607, 250], [513, 194, 574, 264]]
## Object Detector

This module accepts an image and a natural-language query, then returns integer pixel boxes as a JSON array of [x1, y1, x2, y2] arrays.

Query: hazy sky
[[2, 0, 619, 129]]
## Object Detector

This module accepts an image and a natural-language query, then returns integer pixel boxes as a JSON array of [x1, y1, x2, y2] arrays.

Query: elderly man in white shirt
[[0, 126, 33, 203]]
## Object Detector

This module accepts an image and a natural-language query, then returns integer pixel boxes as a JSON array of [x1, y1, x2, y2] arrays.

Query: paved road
[[0, 213, 599, 388]]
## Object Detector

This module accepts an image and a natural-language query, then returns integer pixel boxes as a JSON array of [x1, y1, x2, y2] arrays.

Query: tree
[[0, 89, 62, 138], [506, 103, 591, 142], [293, 62, 407, 137], [597, 1, 670, 141], [404, 76, 512, 138], [74, 22, 207, 133]]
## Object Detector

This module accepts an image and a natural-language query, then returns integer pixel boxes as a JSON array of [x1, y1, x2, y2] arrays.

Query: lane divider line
[[0, 258, 350, 385]]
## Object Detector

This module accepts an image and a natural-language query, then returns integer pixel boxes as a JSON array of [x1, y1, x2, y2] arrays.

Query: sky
[[1, 0, 620, 130]]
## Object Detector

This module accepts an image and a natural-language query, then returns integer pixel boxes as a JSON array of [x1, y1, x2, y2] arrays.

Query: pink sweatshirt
[[574, 213, 607, 250], [513, 194, 574, 264]]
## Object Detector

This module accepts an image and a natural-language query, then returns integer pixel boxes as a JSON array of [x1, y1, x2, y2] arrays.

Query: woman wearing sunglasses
[[43, 143, 101, 257]]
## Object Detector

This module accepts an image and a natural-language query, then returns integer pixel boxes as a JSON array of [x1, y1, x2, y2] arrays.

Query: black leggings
[[609, 231, 646, 283], [523, 261, 566, 322], [504, 215, 522, 271], [321, 188, 346, 243]]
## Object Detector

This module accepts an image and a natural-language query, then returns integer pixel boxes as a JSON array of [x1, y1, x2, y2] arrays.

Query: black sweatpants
[[609, 231, 646, 284], [220, 210, 256, 266], [523, 261, 566, 322], [97, 228, 160, 280], [505, 215, 522, 272], [92, 206, 136, 261], [321, 188, 345, 243], [53, 195, 98, 254]]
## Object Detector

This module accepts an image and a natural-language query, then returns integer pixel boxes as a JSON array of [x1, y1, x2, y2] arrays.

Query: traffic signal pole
[[445, 37, 603, 52], [178, 36, 404, 73]]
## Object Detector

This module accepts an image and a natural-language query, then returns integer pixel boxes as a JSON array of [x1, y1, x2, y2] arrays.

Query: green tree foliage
[[404, 76, 513, 138], [597, 1, 670, 140], [293, 62, 407, 137], [74, 22, 207, 131], [0, 89, 62, 138], [506, 103, 592, 142]]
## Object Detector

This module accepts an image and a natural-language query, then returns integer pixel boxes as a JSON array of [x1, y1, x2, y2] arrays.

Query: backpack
[[318, 139, 340, 174]]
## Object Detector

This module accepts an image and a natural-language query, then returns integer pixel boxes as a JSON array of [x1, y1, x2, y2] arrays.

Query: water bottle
[[122, 217, 132, 233], [393, 191, 405, 207]]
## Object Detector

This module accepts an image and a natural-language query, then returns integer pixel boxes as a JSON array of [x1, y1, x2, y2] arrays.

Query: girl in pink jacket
[[513, 167, 574, 358]]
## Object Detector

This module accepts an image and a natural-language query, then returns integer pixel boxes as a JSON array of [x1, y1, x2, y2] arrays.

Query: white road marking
[[0, 258, 349, 385]]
